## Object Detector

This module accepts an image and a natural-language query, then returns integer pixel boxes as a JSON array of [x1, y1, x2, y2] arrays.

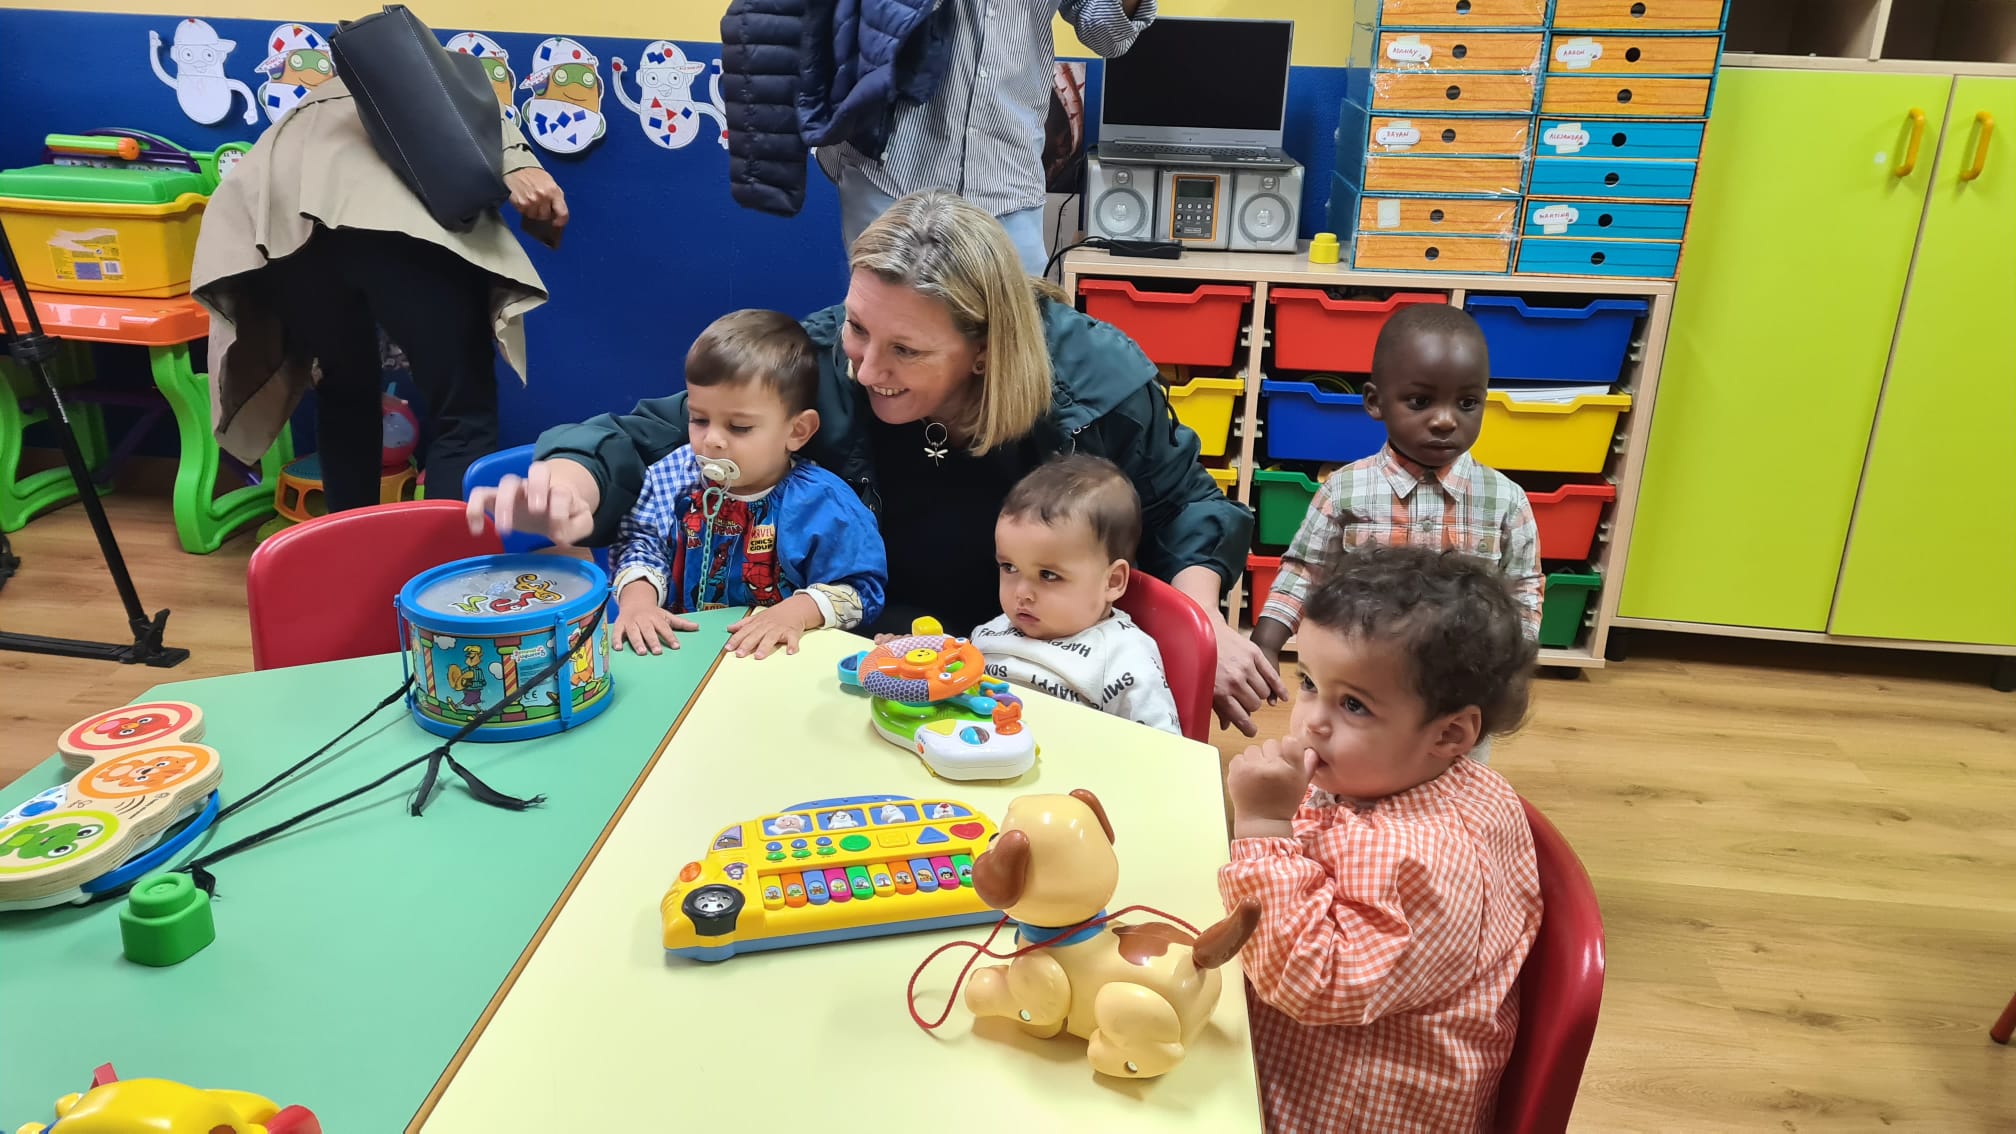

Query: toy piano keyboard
[[662, 794, 1000, 962]]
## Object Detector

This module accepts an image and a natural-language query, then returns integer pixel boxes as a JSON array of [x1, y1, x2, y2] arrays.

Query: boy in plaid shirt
[[1221, 546, 1542, 1133], [1252, 305, 1542, 677]]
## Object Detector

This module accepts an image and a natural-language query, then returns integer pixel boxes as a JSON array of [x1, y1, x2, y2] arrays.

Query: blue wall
[[0, 7, 1347, 456]]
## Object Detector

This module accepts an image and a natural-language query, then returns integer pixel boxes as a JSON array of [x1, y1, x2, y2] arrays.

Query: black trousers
[[269, 227, 500, 513]]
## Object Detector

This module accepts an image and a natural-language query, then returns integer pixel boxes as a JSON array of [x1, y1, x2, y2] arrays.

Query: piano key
[[911, 857, 939, 893], [782, 873, 807, 908], [806, 872, 830, 904], [870, 863, 897, 897], [847, 865, 873, 900], [892, 861, 918, 895], [825, 867, 853, 902], [931, 856, 959, 889]]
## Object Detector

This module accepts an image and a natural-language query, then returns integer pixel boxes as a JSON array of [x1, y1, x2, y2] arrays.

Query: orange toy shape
[[856, 634, 989, 705], [56, 701, 205, 773]]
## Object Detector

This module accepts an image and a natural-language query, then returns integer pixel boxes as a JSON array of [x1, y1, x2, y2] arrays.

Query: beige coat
[[192, 77, 549, 463]]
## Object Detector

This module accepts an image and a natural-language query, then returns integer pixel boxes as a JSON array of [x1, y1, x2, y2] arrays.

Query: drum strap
[[84, 609, 604, 905]]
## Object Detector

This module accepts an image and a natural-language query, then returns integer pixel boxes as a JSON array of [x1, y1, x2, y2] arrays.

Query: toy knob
[[993, 701, 1023, 735], [120, 871, 215, 967], [911, 616, 943, 636]]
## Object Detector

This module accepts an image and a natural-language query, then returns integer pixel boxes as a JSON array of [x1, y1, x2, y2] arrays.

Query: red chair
[[1993, 992, 2016, 1044], [1497, 798, 1607, 1134], [1114, 571, 1217, 743], [247, 499, 503, 670]]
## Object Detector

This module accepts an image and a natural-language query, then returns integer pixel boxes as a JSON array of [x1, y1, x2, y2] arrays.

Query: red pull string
[[906, 904, 1206, 1032]]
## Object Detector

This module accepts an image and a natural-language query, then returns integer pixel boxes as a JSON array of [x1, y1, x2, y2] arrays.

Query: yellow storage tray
[[1365, 155, 1526, 196], [1541, 75, 1713, 118], [1375, 31, 1545, 73], [1471, 391, 1633, 473], [0, 193, 207, 298], [1354, 234, 1513, 274], [1166, 375, 1245, 458], [1359, 196, 1520, 237], [1546, 33, 1721, 75], [1207, 465, 1237, 495], [1368, 115, 1532, 157], [1377, 0, 1547, 26], [1370, 72, 1538, 115]]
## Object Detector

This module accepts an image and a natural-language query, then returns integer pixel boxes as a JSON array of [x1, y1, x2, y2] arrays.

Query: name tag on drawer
[[1355, 234, 1513, 274], [1516, 237, 1682, 279], [1529, 157, 1698, 200], [1551, 0, 1728, 31], [1542, 76, 1714, 118], [1370, 115, 1531, 156], [1378, 0, 1547, 26], [1377, 31, 1545, 73], [1361, 196, 1519, 236], [1523, 199, 1690, 240], [1371, 72, 1538, 115], [1548, 34, 1722, 75], [1539, 118, 1704, 159], [1365, 155, 1526, 196]]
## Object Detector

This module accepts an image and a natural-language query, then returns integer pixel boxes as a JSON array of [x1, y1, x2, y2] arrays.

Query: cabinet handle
[[1895, 108, 1925, 178], [1960, 111, 1995, 182]]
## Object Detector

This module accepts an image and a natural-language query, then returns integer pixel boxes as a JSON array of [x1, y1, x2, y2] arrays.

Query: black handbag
[[329, 5, 507, 233]]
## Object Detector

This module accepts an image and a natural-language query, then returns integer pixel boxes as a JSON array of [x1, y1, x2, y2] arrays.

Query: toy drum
[[396, 554, 614, 742]]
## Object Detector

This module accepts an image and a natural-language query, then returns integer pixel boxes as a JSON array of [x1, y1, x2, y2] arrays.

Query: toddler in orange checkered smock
[[1219, 546, 1542, 1133]]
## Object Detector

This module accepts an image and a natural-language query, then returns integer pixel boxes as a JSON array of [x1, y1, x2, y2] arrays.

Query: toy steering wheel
[[856, 633, 988, 705]]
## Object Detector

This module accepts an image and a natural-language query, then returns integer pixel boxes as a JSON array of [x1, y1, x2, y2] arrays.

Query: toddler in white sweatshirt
[[969, 455, 1182, 735]]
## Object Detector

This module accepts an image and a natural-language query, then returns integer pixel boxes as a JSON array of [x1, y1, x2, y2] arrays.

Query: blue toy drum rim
[[397, 553, 611, 637], [397, 604, 612, 742]]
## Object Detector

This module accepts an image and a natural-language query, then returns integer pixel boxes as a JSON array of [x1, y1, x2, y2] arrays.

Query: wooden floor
[[4, 494, 2014, 1131]]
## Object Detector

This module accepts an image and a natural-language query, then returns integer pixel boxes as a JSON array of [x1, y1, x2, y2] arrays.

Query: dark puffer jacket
[[720, 0, 951, 217]]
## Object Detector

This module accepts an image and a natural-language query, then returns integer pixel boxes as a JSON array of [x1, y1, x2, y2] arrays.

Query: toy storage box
[[1165, 376, 1244, 457], [0, 164, 208, 298], [1269, 289, 1446, 373], [1260, 381, 1387, 464], [1078, 279, 1252, 368], [1466, 295, 1648, 382]]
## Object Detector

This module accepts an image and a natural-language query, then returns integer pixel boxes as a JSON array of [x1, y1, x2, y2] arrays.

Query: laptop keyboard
[[1102, 142, 1278, 163]]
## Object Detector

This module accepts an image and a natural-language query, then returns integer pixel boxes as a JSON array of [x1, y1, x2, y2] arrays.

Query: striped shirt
[[840, 0, 1155, 217], [1261, 446, 1544, 638], [1218, 758, 1542, 1133]]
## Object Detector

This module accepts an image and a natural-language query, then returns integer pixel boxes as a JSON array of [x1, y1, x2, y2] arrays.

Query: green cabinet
[[1831, 80, 2016, 646], [1623, 70, 2016, 649]]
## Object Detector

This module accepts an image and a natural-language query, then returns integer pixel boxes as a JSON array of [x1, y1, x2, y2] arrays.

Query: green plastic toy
[[120, 871, 215, 967]]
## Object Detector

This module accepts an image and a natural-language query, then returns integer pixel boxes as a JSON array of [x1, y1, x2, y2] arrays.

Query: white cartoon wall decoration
[[148, 19, 258, 126], [519, 37, 606, 156], [444, 32, 517, 125], [610, 41, 726, 151], [255, 24, 336, 125]]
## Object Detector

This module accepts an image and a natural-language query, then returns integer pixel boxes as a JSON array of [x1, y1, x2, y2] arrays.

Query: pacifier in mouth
[[698, 456, 742, 486]]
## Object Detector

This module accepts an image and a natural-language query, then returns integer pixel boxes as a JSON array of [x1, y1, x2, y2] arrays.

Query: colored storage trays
[[1471, 391, 1632, 473], [1523, 200, 1690, 241], [1356, 233, 1515, 273], [1374, 0, 1548, 26], [1528, 482, 1616, 559], [1527, 156, 1699, 200], [1517, 238, 1683, 277], [1247, 554, 1285, 610], [1165, 376, 1244, 457], [1252, 469, 1323, 546], [1465, 295, 1648, 382], [0, 163, 209, 298], [1261, 381, 1387, 464], [1079, 279, 1251, 368], [1551, 0, 1727, 32], [1535, 118, 1705, 160], [1537, 568, 1602, 648], [1270, 289, 1448, 373]]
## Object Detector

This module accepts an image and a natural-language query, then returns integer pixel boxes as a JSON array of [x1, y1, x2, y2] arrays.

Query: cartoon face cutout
[[520, 37, 606, 154], [545, 62, 601, 110], [280, 49, 334, 88], [81, 747, 212, 800], [768, 814, 807, 836], [0, 818, 110, 865]]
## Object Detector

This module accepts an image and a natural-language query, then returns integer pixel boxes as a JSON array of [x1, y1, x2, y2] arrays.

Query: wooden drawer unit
[[1375, 31, 1545, 73], [1354, 233, 1513, 273], [1550, 0, 1727, 31], [1546, 33, 1721, 75], [1374, 0, 1547, 26], [1523, 199, 1690, 240], [1527, 156, 1699, 200], [1518, 236, 1682, 277], [1536, 118, 1705, 160], [1542, 75, 1713, 118], [1368, 115, 1532, 156], [1371, 72, 1538, 114], [1362, 195, 1521, 236], [1365, 154, 1527, 195]]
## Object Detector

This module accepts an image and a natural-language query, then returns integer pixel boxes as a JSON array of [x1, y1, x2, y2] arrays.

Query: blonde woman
[[470, 190, 1286, 734]]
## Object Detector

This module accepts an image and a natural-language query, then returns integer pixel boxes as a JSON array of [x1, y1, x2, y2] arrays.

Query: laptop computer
[[1095, 17, 1296, 169]]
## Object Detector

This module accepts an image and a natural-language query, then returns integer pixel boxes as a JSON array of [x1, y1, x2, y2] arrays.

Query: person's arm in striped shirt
[[1061, 0, 1156, 55], [1500, 492, 1544, 639], [1252, 474, 1351, 665]]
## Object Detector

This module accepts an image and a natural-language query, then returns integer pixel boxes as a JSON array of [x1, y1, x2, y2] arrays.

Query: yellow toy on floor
[[16, 1063, 320, 1133], [962, 789, 1260, 1079]]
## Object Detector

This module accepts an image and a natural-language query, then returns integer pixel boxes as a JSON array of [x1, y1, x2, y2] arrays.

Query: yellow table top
[[415, 627, 1261, 1131]]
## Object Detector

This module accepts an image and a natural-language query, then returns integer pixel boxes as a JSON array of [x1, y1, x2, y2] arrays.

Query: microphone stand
[[0, 216, 187, 666]]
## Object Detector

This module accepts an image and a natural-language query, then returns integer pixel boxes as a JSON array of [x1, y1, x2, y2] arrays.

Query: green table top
[[0, 610, 736, 1131]]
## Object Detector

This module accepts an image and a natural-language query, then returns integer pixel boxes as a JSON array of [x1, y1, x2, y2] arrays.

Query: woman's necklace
[[922, 421, 950, 464]]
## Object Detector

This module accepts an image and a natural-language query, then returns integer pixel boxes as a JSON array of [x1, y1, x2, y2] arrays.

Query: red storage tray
[[1079, 279, 1252, 368], [1528, 482, 1616, 560], [1247, 554, 1283, 608], [1269, 289, 1447, 373]]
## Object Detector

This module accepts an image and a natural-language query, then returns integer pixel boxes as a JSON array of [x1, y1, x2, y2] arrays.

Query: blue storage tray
[[1516, 238, 1682, 279], [1260, 381, 1387, 464], [1523, 199, 1690, 240], [1528, 157, 1698, 200], [1464, 294, 1650, 382], [1535, 119, 1706, 161]]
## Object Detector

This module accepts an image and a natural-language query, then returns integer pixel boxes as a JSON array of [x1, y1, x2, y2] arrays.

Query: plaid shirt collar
[[1375, 445, 1478, 502]]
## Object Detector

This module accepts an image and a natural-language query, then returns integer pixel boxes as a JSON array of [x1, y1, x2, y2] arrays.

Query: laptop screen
[[1101, 18, 1294, 136]]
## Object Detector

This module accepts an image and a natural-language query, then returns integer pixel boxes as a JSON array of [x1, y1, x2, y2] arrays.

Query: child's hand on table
[[727, 594, 823, 659], [1227, 735, 1317, 841], [613, 580, 698, 654]]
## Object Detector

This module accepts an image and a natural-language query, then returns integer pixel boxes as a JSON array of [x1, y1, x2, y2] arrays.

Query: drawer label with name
[[1553, 37, 1603, 69], [1543, 122, 1592, 154], [1375, 121, 1424, 149], [1531, 204, 1579, 233], [1386, 35, 1434, 64]]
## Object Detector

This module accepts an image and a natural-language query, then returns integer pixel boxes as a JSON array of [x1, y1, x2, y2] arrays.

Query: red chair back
[[247, 500, 504, 670], [1496, 798, 1607, 1134], [1114, 571, 1217, 742]]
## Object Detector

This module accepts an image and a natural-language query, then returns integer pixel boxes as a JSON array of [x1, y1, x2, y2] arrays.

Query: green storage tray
[[1253, 469, 1322, 546], [1539, 568, 1601, 649], [0, 162, 209, 205]]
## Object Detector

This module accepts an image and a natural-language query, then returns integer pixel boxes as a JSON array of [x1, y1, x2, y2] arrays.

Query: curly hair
[[1302, 546, 1536, 736]]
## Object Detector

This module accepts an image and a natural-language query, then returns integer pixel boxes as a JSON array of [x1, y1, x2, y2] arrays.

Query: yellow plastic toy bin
[[1470, 391, 1633, 473], [1164, 375, 1245, 458], [0, 132, 238, 298]]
